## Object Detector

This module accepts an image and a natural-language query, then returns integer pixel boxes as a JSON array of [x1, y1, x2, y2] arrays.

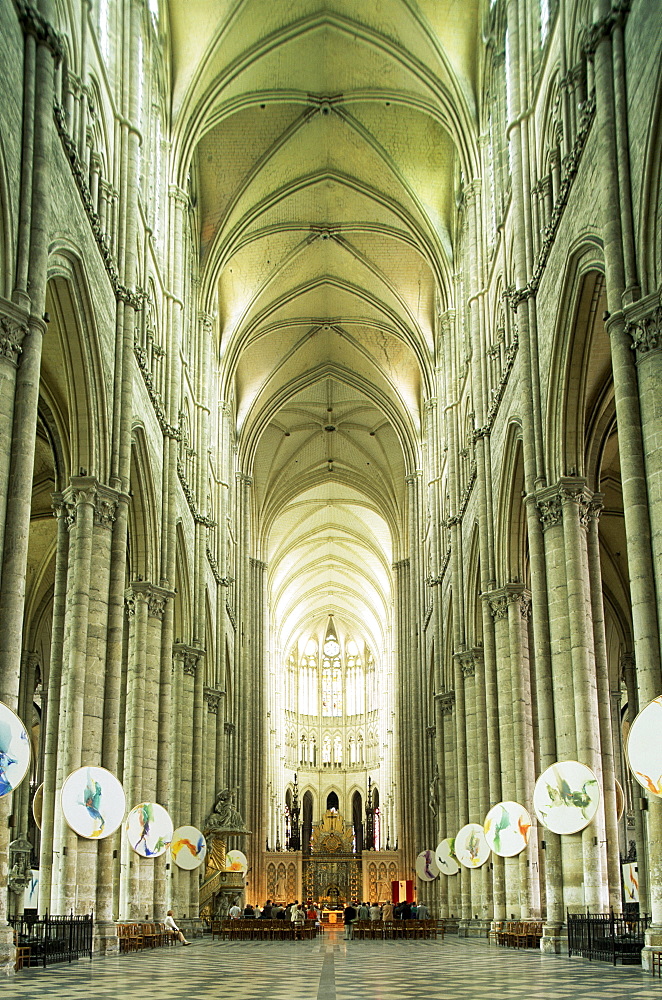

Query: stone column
[[0, 310, 28, 555], [120, 588, 147, 919], [586, 499, 622, 909], [0, 4, 57, 966], [38, 497, 69, 913], [54, 480, 104, 914], [588, 0, 662, 953]]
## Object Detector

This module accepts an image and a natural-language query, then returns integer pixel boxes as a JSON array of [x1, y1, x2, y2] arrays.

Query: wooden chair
[[382, 919, 395, 940], [489, 920, 503, 946], [129, 923, 144, 950], [652, 949, 662, 977], [142, 923, 158, 948], [14, 932, 30, 971]]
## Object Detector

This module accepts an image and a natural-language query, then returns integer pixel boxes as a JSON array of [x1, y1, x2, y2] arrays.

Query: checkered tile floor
[[5, 929, 662, 999]]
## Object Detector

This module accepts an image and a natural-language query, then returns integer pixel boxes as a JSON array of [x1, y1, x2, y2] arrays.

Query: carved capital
[[536, 492, 563, 531], [625, 302, 662, 356], [204, 688, 221, 714], [436, 691, 455, 716], [487, 592, 509, 621], [558, 479, 592, 528], [148, 594, 166, 620], [506, 587, 532, 620], [0, 315, 27, 363], [224, 721, 236, 736], [15, 0, 65, 63]]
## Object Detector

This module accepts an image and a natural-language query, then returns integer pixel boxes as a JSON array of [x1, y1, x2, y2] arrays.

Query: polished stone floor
[[4, 928, 662, 1000]]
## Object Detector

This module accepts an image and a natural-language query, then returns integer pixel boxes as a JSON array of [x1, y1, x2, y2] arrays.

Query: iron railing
[[10, 912, 93, 967], [567, 910, 650, 965]]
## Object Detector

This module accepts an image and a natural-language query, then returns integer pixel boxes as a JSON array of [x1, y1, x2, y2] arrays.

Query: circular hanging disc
[[61, 766, 126, 839]]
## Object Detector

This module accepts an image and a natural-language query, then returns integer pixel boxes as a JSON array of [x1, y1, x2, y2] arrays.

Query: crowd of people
[[342, 900, 429, 939], [225, 897, 430, 941]]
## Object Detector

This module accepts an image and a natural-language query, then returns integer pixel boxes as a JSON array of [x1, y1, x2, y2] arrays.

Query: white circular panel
[[415, 849, 439, 881], [435, 838, 459, 876], [0, 701, 31, 797], [125, 802, 173, 857], [171, 826, 207, 870], [455, 823, 490, 869], [627, 695, 662, 797], [61, 766, 126, 839], [226, 849, 248, 873], [533, 761, 600, 834], [483, 801, 532, 858]]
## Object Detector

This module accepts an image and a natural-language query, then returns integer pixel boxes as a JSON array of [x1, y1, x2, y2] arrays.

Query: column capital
[[127, 581, 173, 619], [61, 478, 120, 530], [0, 313, 28, 365], [204, 687, 223, 714], [173, 642, 204, 675], [14, 0, 65, 63], [435, 691, 455, 715], [484, 589, 509, 621], [624, 295, 662, 357]]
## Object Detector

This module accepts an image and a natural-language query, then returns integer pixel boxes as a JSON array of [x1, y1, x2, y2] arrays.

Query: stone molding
[[224, 721, 236, 736]]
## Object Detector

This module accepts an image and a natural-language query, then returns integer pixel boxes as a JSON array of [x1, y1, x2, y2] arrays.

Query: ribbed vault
[[167, 0, 480, 673]]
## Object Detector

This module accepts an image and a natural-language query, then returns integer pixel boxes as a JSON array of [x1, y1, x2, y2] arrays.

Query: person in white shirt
[[229, 902, 242, 919], [165, 910, 191, 945]]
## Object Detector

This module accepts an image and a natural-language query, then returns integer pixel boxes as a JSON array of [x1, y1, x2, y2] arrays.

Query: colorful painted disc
[[483, 801, 532, 857], [61, 766, 126, 839], [415, 849, 439, 881], [627, 695, 662, 797], [533, 760, 600, 834], [0, 700, 31, 797], [32, 782, 44, 830], [225, 849, 248, 873], [615, 778, 625, 821], [171, 825, 207, 870], [125, 802, 173, 857], [455, 823, 490, 868], [435, 838, 459, 876]]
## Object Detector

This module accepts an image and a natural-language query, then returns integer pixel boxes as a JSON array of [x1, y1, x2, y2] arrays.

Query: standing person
[[382, 900, 393, 920], [343, 900, 357, 940], [369, 902, 381, 921], [243, 903, 256, 918], [358, 901, 369, 920], [416, 900, 430, 919], [273, 902, 285, 919], [260, 899, 273, 919], [229, 900, 242, 919], [165, 910, 191, 945]]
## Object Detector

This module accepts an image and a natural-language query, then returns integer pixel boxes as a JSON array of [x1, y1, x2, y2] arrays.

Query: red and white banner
[[392, 879, 414, 903]]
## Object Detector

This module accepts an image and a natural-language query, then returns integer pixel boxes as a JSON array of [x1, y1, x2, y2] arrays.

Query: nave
[[5, 930, 662, 1000]]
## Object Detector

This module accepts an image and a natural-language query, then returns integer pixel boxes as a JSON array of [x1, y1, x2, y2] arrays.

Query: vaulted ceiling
[[167, 0, 482, 656]]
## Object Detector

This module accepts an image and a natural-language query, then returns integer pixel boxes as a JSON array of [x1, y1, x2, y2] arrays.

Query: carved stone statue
[[204, 787, 248, 834], [429, 764, 439, 817]]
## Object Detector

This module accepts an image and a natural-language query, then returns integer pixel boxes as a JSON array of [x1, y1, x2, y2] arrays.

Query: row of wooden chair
[[353, 919, 443, 940], [491, 920, 543, 949], [117, 922, 177, 952], [212, 919, 319, 941]]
